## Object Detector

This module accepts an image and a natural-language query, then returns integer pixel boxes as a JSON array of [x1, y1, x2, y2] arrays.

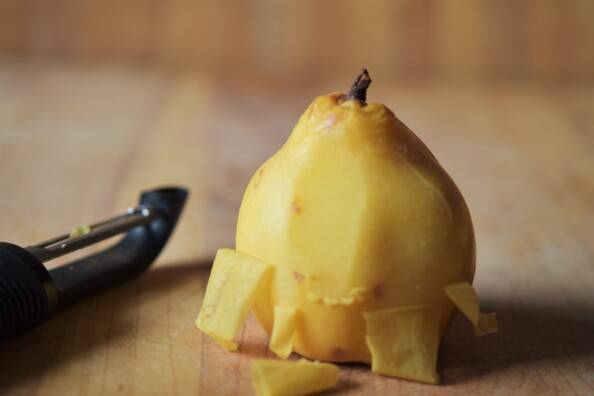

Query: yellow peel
[[476, 312, 498, 337], [363, 305, 441, 384], [69, 225, 91, 238], [269, 306, 298, 359], [444, 282, 498, 337], [251, 359, 340, 396], [196, 248, 271, 351]]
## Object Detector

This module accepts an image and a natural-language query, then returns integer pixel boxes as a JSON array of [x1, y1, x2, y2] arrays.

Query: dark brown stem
[[346, 69, 372, 103]]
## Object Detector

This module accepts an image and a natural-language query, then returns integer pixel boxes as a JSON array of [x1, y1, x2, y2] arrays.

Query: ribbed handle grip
[[0, 243, 55, 339]]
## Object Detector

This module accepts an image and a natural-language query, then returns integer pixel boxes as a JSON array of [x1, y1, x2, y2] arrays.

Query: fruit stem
[[346, 69, 372, 103]]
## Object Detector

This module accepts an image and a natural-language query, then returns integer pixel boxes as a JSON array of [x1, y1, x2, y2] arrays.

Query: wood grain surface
[[0, 63, 593, 395], [1, 1, 594, 81]]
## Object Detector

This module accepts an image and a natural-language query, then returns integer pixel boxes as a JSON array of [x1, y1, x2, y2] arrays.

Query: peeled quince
[[197, 70, 495, 384]]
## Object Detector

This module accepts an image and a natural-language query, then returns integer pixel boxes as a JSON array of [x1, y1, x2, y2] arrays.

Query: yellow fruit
[[251, 359, 339, 396], [196, 70, 496, 384], [236, 70, 475, 364]]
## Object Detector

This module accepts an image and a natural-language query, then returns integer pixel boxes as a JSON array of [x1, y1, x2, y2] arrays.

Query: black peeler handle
[[0, 242, 56, 340], [0, 186, 188, 339]]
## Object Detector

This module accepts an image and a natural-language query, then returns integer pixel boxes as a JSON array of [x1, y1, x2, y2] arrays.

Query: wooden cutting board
[[0, 63, 593, 395]]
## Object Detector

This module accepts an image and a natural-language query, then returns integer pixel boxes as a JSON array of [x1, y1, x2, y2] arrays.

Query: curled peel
[[363, 305, 441, 384], [195, 248, 272, 351], [305, 286, 368, 307], [476, 312, 498, 337], [251, 359, 340, 396], [444, 282, 498, 337], [270, 306, 298, 359]]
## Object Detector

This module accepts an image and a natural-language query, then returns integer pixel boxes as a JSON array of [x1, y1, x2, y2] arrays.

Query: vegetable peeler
[[0, 186, 188, 339]]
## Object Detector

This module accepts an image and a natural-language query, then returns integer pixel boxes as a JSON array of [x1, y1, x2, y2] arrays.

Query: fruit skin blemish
[[196, 70, 497, 385]]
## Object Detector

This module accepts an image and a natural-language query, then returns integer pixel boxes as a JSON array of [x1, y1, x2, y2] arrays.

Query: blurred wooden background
[[1, 2, 594, 395], [1, 0, 594, 81]]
